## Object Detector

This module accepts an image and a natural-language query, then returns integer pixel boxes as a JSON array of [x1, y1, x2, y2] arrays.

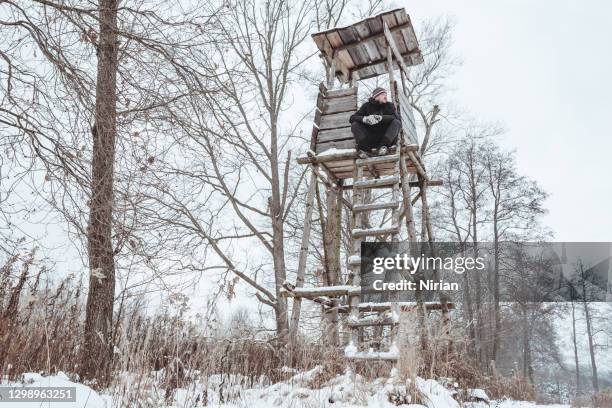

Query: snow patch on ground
[[2, 370, 571, 407], [3, 372, 107, 408]]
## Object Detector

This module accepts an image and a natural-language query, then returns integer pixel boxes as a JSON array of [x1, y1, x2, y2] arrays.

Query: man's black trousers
[[351, 119, 401, 151]]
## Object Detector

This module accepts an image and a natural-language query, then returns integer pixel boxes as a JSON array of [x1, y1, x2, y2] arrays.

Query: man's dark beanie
[[371, 87, 387, 98]]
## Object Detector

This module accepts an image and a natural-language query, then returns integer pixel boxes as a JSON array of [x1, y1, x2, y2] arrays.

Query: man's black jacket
[[349, 98, 400, 127]]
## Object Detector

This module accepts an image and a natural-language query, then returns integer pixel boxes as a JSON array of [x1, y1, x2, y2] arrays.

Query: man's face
[[375, 92, 387, 103]]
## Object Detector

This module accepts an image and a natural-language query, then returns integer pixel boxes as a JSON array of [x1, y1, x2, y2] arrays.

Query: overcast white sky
[[403, 0, 612, 241]]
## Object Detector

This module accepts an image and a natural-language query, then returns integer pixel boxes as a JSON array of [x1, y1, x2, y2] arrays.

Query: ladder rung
[[355, 153, 400, 167], [352, 225, 399, 238], [348, 255, 361, 266], [337, 301, 455, 313], [282, 285, 360, 298], [345, 350, 399, 361], [346, 316, 399, 328], [353, 175, 399, 189], [353, 201, 399, 213]]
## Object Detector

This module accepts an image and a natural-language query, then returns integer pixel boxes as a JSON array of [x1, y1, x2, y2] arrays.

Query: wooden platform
[[297, 145, 421, 180]]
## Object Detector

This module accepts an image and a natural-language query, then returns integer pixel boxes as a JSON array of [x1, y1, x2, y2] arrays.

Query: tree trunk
[[576, 261, 599, 393], [521, 306, 533, 383], [470, 172, 483, 365], [571, 301, 581, 395], [81, 0, 118, 386], [399, 158, 427, 350], [270, 166, 288, 341], [491, 212, 500, 363], [288, 171, 317, 346], [321, 186, 340, 346], [582, 296, 599, 392]]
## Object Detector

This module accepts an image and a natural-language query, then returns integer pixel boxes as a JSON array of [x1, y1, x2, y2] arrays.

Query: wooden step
[[344, 179, 444, 190], [281, 284, 360, 298], [337, 301, 455, 313], [346, 315, 399, 328], [355, 153, 400, 167], [347, 255, 361, 266], [353, 175, 399, 189], [345, 349, 399, 361], [353, 200, 399, 213], [352, 225, 399, 238]]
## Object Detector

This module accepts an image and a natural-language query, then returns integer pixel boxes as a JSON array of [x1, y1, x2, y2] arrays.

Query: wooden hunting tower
[[284, 9, 452, 362]]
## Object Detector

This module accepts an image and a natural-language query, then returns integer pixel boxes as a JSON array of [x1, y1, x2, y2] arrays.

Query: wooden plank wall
[[398, 92, 418, 145], [315, 87, 358, 153], [313, 86, 417, 153]]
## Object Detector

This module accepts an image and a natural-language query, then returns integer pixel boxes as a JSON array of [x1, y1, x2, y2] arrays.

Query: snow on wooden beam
[[345, 343, 400, 361], [336, 301, 455, 313], [355, 153, 400, 167], [353, 175, 399, 189], [346, 313, 399, 327], [344, 179, 443, 190], [281, 282, 361, 298], [297, 145, 418, 165], [353, 200, 400, 213], [352, 225, 399, 238]]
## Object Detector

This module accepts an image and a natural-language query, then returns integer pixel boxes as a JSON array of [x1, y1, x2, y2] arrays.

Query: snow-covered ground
[[1, 368, 571, 408], [1, 372, 107, 408]]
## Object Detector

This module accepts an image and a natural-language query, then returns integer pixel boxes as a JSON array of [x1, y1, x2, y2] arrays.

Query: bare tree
[[433, 134, 548, 368], [1, 0, 220, 383], [80, 0, 119, 384], [404, 17, 462, 157], [138, 0, 349, 345], [482, 142, 547, 363], [571, 300, 581, 395], [574, 260, 600, 393]]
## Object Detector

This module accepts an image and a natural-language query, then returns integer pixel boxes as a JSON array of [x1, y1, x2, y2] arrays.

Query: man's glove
[[362, 114, 382, 125]]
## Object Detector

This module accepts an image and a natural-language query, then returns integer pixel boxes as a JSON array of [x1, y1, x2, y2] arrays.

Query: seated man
[[349, 87, 401, 158]]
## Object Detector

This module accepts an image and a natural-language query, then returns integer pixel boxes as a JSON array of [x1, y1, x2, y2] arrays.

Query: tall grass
[[0, 251, 325, 402]]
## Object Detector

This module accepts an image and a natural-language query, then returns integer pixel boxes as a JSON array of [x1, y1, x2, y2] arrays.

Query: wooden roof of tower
[[312, 8, 423, 84]]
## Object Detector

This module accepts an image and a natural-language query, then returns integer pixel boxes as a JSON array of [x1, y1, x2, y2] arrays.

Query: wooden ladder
[[345, 144, 403, 361], [284, 145, 453, 362]]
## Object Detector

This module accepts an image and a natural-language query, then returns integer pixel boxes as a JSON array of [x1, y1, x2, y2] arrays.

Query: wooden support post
[[327, 52, 336, 89], [325, 187, 340, 286], [408, 151, 428, 182], [420, 179, 428, 243], [347, 162, 364, 354], [323, 177, 341, 346], [289, 170, 318, 345], [315, 183, 329, 278], [400, 66, 408, 97], [388, 25, 401, 342], [386, 43, 395, 103], [400, 152, 428, 351], [419, 175, 452, 352], [335, 180, 343, 263], [399, 158, 416, 243], [391, 163, 400, 242]]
